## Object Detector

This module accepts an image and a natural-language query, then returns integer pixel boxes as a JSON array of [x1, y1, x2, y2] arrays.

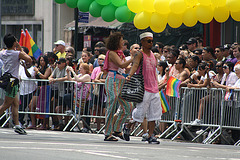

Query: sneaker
[[14, 126, 27, 135], [122, 123, 130, 141], [147, 136, 160, 144], [142, 133, 149, 141], [191, 119, 201, 125], [81, 127, 89, 133], [196, 129, 208, 136]]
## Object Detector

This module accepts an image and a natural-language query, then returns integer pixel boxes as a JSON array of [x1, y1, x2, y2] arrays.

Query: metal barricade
[[70, 82, 106, 133], [17, 78, 77, 131], [172, 87, 224, 143], [221, 89, 240, 146], [158, 89, 182, 139]]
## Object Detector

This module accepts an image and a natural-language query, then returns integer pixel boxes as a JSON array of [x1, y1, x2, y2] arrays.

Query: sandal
[[113, 132, 124, 140], [104, 136, 118, 141]]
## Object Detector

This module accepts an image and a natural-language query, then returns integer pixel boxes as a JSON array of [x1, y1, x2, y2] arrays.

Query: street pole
[[74, 8, 78, 59]]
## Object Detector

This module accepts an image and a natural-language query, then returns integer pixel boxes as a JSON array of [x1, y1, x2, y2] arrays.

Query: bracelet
[[37, 72, 41, 76]]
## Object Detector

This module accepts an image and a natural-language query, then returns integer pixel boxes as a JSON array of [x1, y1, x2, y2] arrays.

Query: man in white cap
[[126, 32, 162, 144], [54, 40, 66, 59]]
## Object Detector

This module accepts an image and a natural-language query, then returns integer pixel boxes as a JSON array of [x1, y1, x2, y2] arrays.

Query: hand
[[226, 87, 230, 92], [187, 83, 192, 88], [34, 67, 39, 72], [126, 75, 131, 82]]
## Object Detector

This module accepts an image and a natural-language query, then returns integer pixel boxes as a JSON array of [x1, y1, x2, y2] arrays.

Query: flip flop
[[113, 132, 124, 140], [104, 136, 118, 141]]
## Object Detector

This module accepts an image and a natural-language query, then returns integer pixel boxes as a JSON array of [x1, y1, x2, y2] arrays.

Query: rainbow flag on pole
[[159, 90, 170, 113], [19, 29, 42, 59], [166, 76, 181, 97]]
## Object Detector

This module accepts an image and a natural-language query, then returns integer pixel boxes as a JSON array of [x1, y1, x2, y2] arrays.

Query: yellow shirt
[[56, 52, 66, 59]]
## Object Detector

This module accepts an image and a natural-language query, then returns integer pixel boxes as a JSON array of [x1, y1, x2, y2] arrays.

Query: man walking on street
[[0, 33, 32, 134], [126, 32, 162, 144]]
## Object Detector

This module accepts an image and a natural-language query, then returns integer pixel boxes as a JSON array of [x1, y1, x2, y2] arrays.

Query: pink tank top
[[137, 51, 159, 93]]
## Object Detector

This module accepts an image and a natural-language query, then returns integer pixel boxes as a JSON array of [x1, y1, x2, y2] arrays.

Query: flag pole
[[0, 0, 2, 48], [74, 8, 78, 59]]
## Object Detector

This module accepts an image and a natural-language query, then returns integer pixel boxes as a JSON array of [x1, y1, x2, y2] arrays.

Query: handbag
[[121, 54, 144, 103], [0, 72, 13, 90]]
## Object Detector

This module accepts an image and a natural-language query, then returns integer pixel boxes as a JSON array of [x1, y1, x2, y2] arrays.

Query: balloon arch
[[55, 0, 240, 33]]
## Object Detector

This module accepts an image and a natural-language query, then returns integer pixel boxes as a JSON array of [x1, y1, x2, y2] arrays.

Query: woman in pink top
[[103, 32, 134, 141]]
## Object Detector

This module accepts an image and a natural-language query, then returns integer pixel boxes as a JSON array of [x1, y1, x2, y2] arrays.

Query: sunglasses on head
[[223, 66, 229, 69]]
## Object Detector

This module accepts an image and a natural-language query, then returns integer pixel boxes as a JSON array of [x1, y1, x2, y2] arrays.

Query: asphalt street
[[0, 128, 240, 160]]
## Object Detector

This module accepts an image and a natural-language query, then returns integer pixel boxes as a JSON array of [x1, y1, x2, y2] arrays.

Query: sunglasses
[[223, 66, 229, 69], [175, 62, 180, 64], [215, 50, 220, 53], [134, 47, 140, 49], [98, 58, 104, 60], [145, 39, 153, 43], [95, 49, 99, 51], [65, 50, 70, 52], [216, 65, 222, 68]]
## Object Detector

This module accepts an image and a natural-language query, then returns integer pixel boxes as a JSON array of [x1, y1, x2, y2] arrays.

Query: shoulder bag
[[121, 54, 144, 103]]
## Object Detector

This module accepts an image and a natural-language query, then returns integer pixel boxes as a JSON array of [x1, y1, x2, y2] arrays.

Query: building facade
[[0, 0, 74, 53]]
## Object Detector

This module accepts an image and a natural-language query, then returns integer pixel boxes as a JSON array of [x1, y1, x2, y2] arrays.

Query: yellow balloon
[[196, 4, 214, 24], [154, 0, 170, 14], [142, 0, 155, 12], [127, 0, 143, 13], [168, 12, 183, 28], [198, 0, 212, 6], [151, 12, 168, 29], [211, 0, 226, 7], [134, 11, 152, 29], [214, 6, 229, 23], [169, 0, 187, 14], [226, 0, 240, 12], [150, 25, 166, 33], [182, 7, 198, 27], [185, 0, 198, 7], [231, 11, 240, 21]]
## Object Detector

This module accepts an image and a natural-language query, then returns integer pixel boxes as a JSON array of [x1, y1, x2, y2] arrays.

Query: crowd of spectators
[[1, 34, 240, 143]]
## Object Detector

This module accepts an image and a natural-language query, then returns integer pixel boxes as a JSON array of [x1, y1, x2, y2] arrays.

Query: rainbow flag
[[159, 90, 170, 113], [19, 29, 42, 59], [166, 76, 181, 97], [19, 29, 26, 47]]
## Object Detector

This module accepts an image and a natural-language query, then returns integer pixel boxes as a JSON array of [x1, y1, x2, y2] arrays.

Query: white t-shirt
[[19, 65, 37, 95], [233, 79, 240, 88], [200, 71, 216, 82], [0, 49, 20, 78]]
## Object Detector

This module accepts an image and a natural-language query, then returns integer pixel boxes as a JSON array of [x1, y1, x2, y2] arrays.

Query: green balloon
[[126, 12, 135, 23], [111, 0, 126, 7], [95, 0, 111, 6], [65, 0, 78, 8], [115, 6, 131, 22], [89, 1, 104, 17], [55, 0, 65, 4], [101, 4, 117, 22], [77, 0, 93, 12]]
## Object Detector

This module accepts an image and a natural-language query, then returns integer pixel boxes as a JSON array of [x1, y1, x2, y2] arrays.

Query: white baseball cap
[[54, 40, 65, 46], [139, 32, 153, 40]]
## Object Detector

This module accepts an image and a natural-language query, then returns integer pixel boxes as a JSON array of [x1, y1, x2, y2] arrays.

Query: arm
[[74, 74, 90, 82], [94, 72, 102, 83], [109, 51, 134, 68], [126, 52, 142, 80], [17, 43, 32, 64], [35, 67, 51, 79], [20, 61, 31, 78]]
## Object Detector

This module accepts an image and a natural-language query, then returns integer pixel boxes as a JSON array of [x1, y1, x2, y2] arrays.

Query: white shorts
[[132, 90, 162, 123]]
